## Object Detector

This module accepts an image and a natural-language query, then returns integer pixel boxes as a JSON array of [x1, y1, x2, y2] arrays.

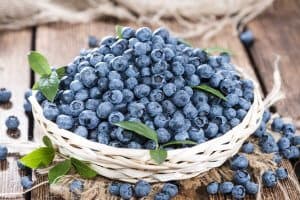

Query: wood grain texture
[[0, 29, 32, 199], [0, 29, 31, 147], [248, 0, 300, 119]]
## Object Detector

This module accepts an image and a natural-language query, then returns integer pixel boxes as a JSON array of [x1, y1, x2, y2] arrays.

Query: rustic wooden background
[[1, 0, 300, 199]]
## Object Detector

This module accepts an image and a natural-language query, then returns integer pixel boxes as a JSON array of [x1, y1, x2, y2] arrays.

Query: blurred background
[[1, 0, 300, 199]]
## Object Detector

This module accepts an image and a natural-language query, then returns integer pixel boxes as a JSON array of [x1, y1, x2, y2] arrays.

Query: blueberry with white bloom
[[79, 110, 99, 129], [134, 180, 151, 197], [5, 116, 20, 130], [0, 88, 12, 103], [69, 180, 84, 193], [262, 170, 277, 187], [207, 182, 219, 194], [21, 176, 33, 190]]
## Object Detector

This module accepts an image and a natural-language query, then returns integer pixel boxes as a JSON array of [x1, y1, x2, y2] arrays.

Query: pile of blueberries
[[37, 26, 254, 149], [207, 109, 298, 199]]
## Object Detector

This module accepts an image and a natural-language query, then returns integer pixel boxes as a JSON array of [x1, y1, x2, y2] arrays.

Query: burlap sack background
[[0, 0, 273, 39]]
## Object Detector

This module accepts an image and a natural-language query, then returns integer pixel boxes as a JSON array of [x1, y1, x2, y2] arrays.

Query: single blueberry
[[134, 180, 151, 197], [262, 170, 277, 187], [207, 182, 219, 194]]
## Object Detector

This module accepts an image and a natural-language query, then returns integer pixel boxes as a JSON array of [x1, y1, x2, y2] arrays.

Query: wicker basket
[[29, 67, 267, 183]]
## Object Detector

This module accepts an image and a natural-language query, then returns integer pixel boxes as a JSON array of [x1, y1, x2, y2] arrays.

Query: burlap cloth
[[0, 0, 274, 39]]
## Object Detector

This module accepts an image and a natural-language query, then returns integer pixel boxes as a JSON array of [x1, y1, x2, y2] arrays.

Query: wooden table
[[1, 0, 300, 199]]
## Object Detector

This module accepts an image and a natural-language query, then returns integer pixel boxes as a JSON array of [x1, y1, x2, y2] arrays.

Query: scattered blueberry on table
[[0, 145, 8, 160], [69, 180, 84, 193], [0, 88, 11, 103], [5, 115, 20, 130]]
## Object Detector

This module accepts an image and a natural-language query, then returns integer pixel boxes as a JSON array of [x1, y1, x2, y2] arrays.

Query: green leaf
[[115, 25, 123, 39], [28, 51, 51, 76], [150, 149, 167, 165], [204, 47, 233, 55], [161, 140, 197, 148], [32, 82, 39, 90], [114, 121, 158, 144], [71, 158, 97, 179], [38, 71, 60, 102], [42, 136, 53, 149], [55, 67, 66, 79], [48, 159, 71, 184], [20, 147, 55, 169], [178, 39, 192, 47], [192, 84, 227, 101]]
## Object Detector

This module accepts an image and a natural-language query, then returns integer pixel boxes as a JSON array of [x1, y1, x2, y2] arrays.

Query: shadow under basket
[[29, 68, 265, 183]]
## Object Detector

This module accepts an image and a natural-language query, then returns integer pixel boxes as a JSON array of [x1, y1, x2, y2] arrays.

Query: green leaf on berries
[[192, 84, 227, 101], [42, 136, 53, 149], [32, 82, 39, 90], [204, 46, 233, 55], [71, 158, 97, 179], [115, 25, 123, 39], [38, 71, 60, 102], [28, 51, 51, 76], [48, 159, 71, 184], [20, 147, 55, 169], [161, 140, 197, 148], [55, 66, 66, 79], [178, 39, 192, 47], [150, 149, 167, 165], [114, 121, 158, 144]]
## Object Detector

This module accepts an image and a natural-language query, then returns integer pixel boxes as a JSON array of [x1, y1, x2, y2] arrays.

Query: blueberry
[[262, 170, 277, 187], [163, 47, 175, 61], [79, 110, 99, 129], [262, 110, 271, 123], [119, 183, 133, 199], [212, 115, 227, 126], [282, 146, 300, 159], [154, 114, 169, 128], [245, 181, 258, 195], [209, 104, 223, 119], [74, 126, 88, 138], [109, 182, 120, 196], [187, 74, 200, 86], [100, 36, 116, 46], [196, 103, 210, 116], [172, 90, 190, 107], [109, 79, 124, 90], [5, 116, 20, 130], [240, 30, 254, 46], [271, 117, 284, 132], [275, 167, 288, 180], [233, 170, 250, 185], [103, 90, 123, 104], [151, 60, 167, 74], [111, 39, 128, 56], [259, 134, 279, 153], [128, 102, 145, 118], [184, 86, 193, 97], [150, 89, 165, 102], [230, 118, 240, 127], [88, 35, 98, 48], [224, 93, 239, 107], [127, 141, 142, 149], [188, 128, 206, 143], [56, 115, 74, 130], [153, 27, 170, 40], [70, 100, 84, 117], [239, 98, 251, 110], [43, 103, 59, 121], [157, 128, 171, 144], [125, 65, 139, 78], [125, 77, 138, 90], [24, 90, 32, 100], [136, 27, 152, 42], [79, 67, 97, 88], [69, 180, 84, 193], [147, 102, 162, 117], [85, 99, 100, 110], [162, 183, 178, 197], [209, 73, 223, 88], [174, 131, 189, 141], [207, 182, 219, 194], [121, 27, 135, 39], [154, 192, 170, 200], [174, 76, 186, 90], [134, 84, 151, 99], [231, 154, 249, 170], [110, 56, 128, 72], [172, 61, 184, 76], [163, 83, 177, 97], [134, 180, 151, 197], [98, 122, 111, 134], [97, 77, 108, 91], [183, 103, 198, 119], [61, 90, 74, 104], [75, 89, 89, 101], [205, 123, 219, 139], [0, 88, 12, 103], [231, 185, 246, 199], [95, 62, 109, 77], [0, 145, 8, 160], [236, 109, 247, 120], [254, 121, 266, 137], [242, 142, 254, 154], [219, 181, 234, 194], [220, 78, 235, 94], [197, 64, 213, 79], [144, 140, 157, 150], [273, 152, 282, 164], [21, 176, 33, 189], [277, 137, 290, 150], [162, 100, 176, 116], [108, 112, 124, 125], [97, 131, 110, 144], [223, 108, 236, 120], [169, 111, 185, 131], [151, 74, 166, 89], [282, 123, 296, 135], [292, 136, 300, 146], [134, 42, 148, 56], [192, 116, 208, 129], [151, 49, 165, 62]]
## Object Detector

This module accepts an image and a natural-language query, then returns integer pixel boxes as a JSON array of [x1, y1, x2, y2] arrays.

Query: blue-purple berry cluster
[[37, 26, 254, 149]]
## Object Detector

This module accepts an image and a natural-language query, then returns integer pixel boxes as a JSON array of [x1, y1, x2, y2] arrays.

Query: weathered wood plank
[[248, 0, 300, 119], [0, 29, 32, 199]]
